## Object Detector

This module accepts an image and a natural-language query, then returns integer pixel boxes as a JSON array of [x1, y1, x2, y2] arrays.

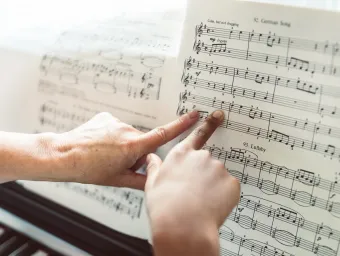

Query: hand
[[145, 110, 241, 256], [48, 111, 199, 189]]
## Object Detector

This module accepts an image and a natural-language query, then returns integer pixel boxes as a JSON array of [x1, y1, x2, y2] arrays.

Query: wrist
[[0, 132, 65, 182], [151, 213, 219, 256], [37, 132, 85, 182], [22, 132, 79, 182]]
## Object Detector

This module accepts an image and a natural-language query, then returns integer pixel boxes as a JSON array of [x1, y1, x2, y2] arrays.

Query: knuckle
[[194, 126, 206, 137], [229, 176, 241, 196], [177, 115, 186, 125], [200, 149, 211, 159], [97, 112, 113, 119], [224, 175, 241, 208], [154, 127, 167, 142], [213, 160, 226, 170], [172, 144, 188, 157], [121, 139, 137, 157], [123, 124, 136, 132]]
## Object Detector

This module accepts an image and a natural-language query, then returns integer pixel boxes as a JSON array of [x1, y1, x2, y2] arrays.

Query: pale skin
[[0, 110, 240, 256]]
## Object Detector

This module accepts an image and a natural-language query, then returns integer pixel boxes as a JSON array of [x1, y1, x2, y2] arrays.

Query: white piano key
[[31, 250, 49, 256]]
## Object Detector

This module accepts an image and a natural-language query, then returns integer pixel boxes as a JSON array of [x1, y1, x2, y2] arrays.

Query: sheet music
[[17, 9, 185, 240], [3, 0, 340, 249], [175, 0, 340, 255]]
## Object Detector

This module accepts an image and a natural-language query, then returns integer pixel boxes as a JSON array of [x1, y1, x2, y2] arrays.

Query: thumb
[[145, 153, 162, 186]]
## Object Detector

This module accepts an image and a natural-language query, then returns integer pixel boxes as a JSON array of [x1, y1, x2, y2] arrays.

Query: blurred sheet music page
[[174, 0, 340, 255], [17, 8, 185, 240]]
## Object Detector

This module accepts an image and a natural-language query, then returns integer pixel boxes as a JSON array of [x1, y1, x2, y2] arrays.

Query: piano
[[0, 182, 152, 256]]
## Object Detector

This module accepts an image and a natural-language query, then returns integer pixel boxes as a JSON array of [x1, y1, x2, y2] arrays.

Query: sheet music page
[[15, 9, 185, 240], [175, 0, 340, 255]]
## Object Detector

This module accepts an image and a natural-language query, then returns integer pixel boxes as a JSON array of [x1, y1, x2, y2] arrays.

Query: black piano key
[[0, 223, 63, 256], [0, 229, 14, 245], [8, 242, 29, 256], [0, 235, 28, 256], [9, 241, 37, 256]]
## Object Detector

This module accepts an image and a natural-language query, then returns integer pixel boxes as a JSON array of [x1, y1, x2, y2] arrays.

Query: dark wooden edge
[[0, 182, 152, 256]]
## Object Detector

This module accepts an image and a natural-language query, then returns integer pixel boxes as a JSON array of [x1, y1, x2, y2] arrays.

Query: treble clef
[[194, 40, 202, 54], [181, 91, 188, 102], [181, 73, 190, 86], [178, 106, 188, 116], [196, 22, 203, 37], [186, 57, 193, 70]]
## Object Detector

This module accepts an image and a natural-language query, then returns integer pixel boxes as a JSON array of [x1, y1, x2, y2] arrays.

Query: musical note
[[197, 24, 339, 56], [184, 58, 340, 98], [288, 57, 310, 72], [55, 183, 143, 219], [203, 145, 340, 208], [183, 75, 339, 119], [193, 41, 339, 76], [182, 18, 340, 256], [40, 55, 161, 100], [210, 43, 227, 54]]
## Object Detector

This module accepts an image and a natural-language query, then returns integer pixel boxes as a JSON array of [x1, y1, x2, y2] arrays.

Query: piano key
[[1, 209, 88, 256], [31, 250, 49, 256], [0, 227, 5, 236], [8, 242, 30, 256], [0, 229, 14, 244], [0, 235, 26, 255], [10, 242, 44, 256]]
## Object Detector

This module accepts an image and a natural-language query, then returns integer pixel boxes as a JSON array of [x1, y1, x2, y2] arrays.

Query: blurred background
[[0, 0, 339, 33]]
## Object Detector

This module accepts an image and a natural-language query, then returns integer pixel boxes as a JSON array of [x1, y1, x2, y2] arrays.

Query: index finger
[[138, 110, 199, 152], [181, 110, 224, 150]]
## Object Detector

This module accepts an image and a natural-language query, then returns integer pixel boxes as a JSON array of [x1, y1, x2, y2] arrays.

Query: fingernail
[[189, 110, 199, 119], [212, 110, 224, 120]]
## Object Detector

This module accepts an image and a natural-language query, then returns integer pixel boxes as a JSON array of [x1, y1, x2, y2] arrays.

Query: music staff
[[219, 227, 295, 256], [202, 145, 340, 197], [227, 210, 337, 256], [182, 74, 339, 119], [55, 183, 143, 219], [202, 145, 340, 216], [179, 97, 340, 159], [185, 57, 340, 99], [39, 103, 93, 132], [181, 92, 340, 140], [196, 23, 340, 57], [95, 186, 144, 206], [190, 19, 340, 256], [220, 247, 239, 256], [39, 103, 151, 135], [237, 195, 340, 242], [192, 41, 339, 77], [40, 55, 161, 100]]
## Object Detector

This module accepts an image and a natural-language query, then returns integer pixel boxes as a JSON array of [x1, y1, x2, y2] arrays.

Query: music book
[[2, 0, 340, 255]]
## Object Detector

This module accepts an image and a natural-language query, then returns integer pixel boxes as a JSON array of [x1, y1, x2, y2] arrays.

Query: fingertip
[[145, 153, 162, 174], [188, 110, 199, 119], [181, 110, 224, 150], [211, 110, 224, 122], [146, 153, 153, 165]]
